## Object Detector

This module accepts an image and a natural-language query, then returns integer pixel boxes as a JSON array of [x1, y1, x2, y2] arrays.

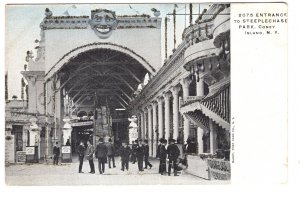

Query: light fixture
[[115, 108, 126, 111]]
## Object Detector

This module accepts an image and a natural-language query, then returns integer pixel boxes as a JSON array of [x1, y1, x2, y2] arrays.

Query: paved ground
[[5, 157, 229, 185]]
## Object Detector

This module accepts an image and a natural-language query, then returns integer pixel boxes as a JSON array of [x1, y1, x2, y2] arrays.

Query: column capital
[[156, 96, 164, 104], [171, 85, 181, 96], [163, 91, 172, 100], [180, 77, 192, 88], [147, 105, 152, 110], [151, 101, 158, 108], [137, 110, 143, 115]]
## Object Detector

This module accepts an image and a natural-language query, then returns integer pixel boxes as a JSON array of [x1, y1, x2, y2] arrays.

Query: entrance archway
[[45, 42, 156, 80], [54, 44, 152, 147]]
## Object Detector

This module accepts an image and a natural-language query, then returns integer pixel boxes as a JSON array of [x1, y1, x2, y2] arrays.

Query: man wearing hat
[[167, 139, 180, 176], [158, 138, 167, 175], [106, 138, 116, 168], [119, 141, 132, 171], [143, 139, 152, 169], [95, 137, 108, 174], [131, 140, 138, 164], [136, 139, 145, 172], [77, 141, 85, 173]]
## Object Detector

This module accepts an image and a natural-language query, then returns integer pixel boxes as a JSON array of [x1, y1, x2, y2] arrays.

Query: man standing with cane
[[86, 140, 95, 174]]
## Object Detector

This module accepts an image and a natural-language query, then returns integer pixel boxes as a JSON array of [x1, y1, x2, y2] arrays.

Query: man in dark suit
[[143, 140, 152, 169], [136, 139, 144, 172], [95, 137, 108, 174], [106, 138, 116, 168], [156, 139, 162, 159], [119, 141, 132, 171], [159, 138, 167, 175], [78, 141, 85, 173], [167, 139, 180, 176], [86, 140, 95, 174], [131, 140, 138, 164], [53, 142, 60, 165]]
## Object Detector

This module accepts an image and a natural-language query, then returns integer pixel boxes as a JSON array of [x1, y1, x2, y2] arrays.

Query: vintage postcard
[[4, 2, 287, 186]]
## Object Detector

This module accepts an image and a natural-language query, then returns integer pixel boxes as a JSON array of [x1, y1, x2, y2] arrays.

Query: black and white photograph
[[4, 3, 231, 185], [4, 1, 294, 192]]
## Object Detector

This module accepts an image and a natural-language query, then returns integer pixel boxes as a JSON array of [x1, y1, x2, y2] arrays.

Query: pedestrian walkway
[[5, 157, 229, 185]]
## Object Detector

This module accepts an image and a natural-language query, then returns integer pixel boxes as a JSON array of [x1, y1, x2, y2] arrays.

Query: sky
[[5, 3, 209, 99]]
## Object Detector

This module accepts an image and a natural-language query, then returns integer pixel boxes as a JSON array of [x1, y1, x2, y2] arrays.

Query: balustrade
[[201, 84, 230, 122], [183, 96, 203, 105]]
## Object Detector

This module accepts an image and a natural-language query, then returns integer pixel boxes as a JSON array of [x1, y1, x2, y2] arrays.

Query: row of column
[[137, 75, 208, 156]]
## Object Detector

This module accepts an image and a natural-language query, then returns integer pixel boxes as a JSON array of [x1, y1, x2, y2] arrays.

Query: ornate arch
[[44, 42, 156, 80]]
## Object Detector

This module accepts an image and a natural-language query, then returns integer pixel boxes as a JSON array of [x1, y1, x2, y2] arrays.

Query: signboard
[[61, 146, 71, 153], [26, 146, 35, 155], [16, 151, 26, 163], [72, 121, 93, 127], [5, 135, 15, 163]]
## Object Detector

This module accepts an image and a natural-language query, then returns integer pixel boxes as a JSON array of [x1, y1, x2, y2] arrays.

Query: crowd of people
[[74, 137, 181, 176]]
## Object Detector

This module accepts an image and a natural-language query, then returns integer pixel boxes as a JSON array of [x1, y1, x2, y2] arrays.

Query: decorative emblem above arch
[[89, 9, 118, 39], [45, 42, 156, 81]]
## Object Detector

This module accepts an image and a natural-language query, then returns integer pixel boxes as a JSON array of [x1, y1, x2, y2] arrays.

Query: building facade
[[129, 4, 231, 179]]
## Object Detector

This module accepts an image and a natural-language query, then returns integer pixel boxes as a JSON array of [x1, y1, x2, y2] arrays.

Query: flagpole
[[173, 5, 176, 51], [165, 17, 168, 59], [189, 3, 193, 26], [184, 4, 187, 28]]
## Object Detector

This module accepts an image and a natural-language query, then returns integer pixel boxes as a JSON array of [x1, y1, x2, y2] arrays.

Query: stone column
[[27, 76, 37, 113], [157, 97, 164, 139], [181, 77, 192, 98], [196, 77, 205, 154], [171, 86, 181, 142], [197, 127, 204, 154], [144, 109, 147, 140], [137, 114, 140, 139], [196, 78, 205, 97], [141, 112, 145, 140], [23, 125, 29, 150], [209, 120, 217, 154], [152, 102, 158, 157], [147, 106, 153, 156], [180, 78, 192, 143], [163, 92, 171, 141]]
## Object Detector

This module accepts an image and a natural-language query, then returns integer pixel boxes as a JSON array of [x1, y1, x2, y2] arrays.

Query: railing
[[117, 17, 161, 29], [41, 17, 90, 30], [186, 110, 210, 131], [41, 16, 161, 30], [182, 22, 213, 48], [181, 4, 230, 48], [183, 96, 204, 105], [201, 84, 230, 123]]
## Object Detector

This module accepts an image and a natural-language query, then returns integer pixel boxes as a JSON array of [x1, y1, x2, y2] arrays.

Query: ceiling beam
[[58, 65, 91, 90], [113, 97, 127, 109], [110, 75, 135, 92], [112, 65, 142, 83], [115, 94, 128, 105], [68, 61, 140, 66], [116, 87, 132, 100]]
